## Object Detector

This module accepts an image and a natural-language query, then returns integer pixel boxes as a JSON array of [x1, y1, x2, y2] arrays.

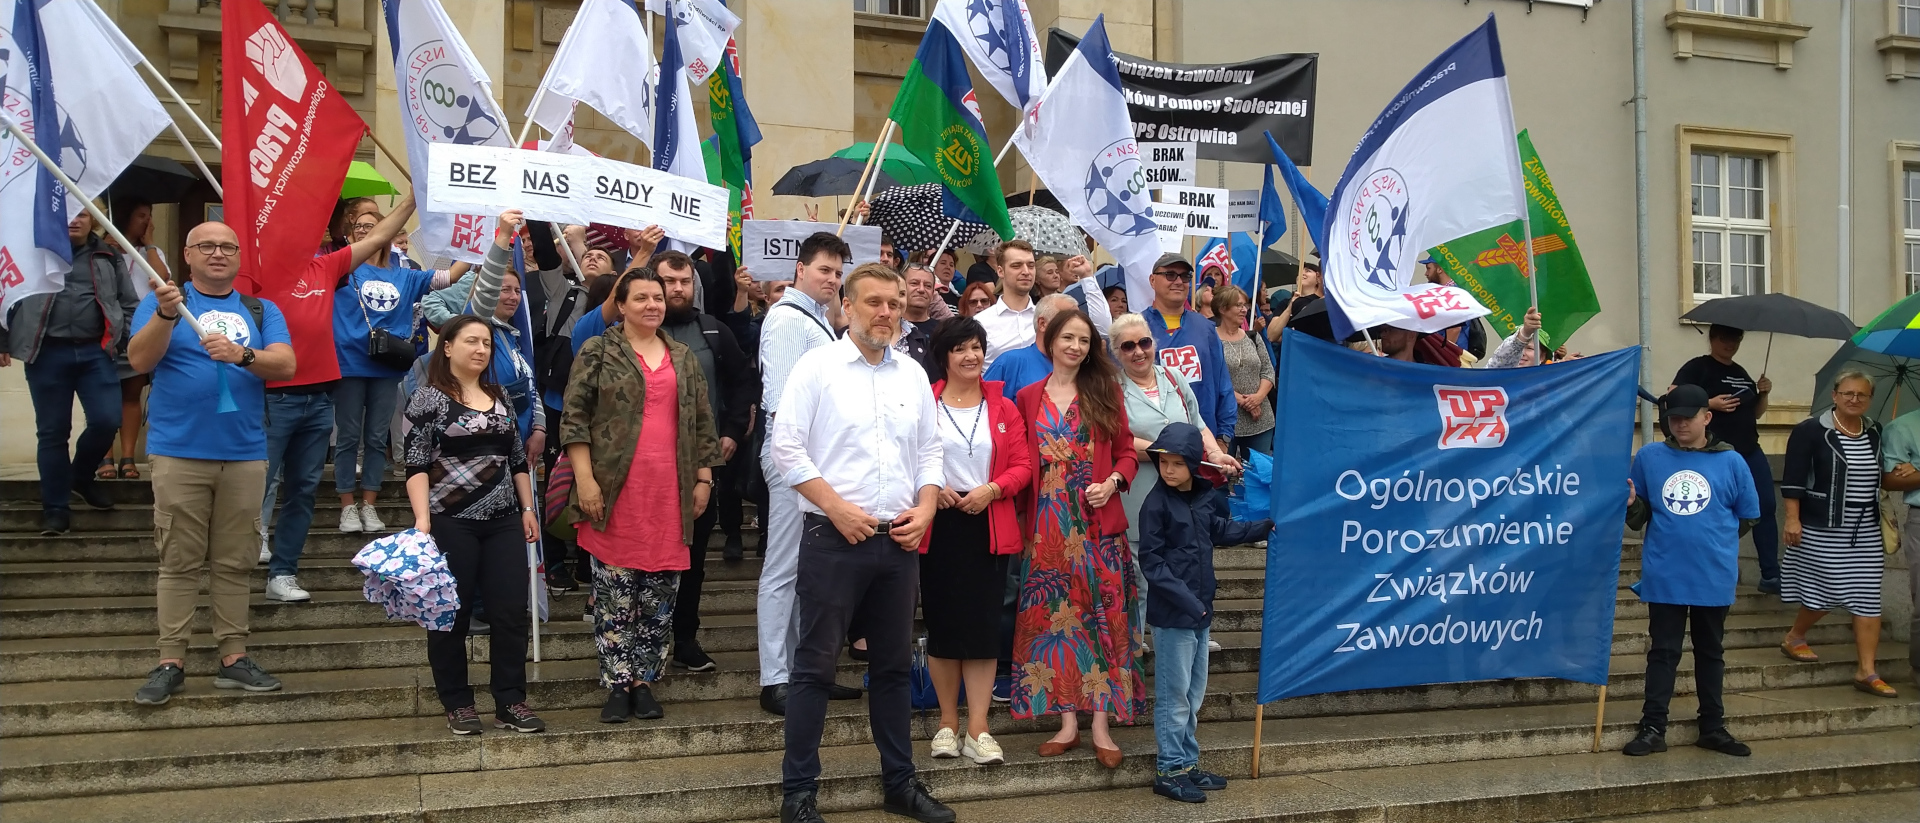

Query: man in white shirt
[[771, 263, 951, 823], [973, 240, 1038, 368]]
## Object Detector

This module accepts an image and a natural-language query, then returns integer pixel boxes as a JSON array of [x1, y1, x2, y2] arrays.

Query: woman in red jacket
[[1012, 309, 1142, 768], [920, 317, 1033, 766]]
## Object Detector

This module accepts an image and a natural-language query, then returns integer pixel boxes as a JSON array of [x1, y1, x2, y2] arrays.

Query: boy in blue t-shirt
[[1623, 384, 1761, 758]]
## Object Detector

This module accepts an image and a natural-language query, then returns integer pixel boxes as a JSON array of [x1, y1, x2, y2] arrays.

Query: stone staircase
[[0, 477, 1914, 822]]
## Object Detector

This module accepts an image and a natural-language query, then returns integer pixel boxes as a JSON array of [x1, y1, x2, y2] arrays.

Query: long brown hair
[[1041, 309, 1122, 439], [427, 314, 507, 406]]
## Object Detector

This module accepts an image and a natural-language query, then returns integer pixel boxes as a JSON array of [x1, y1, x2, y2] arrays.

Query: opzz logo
[[1433, 385, 1509, 450], [1159, 345, 1201, 382]]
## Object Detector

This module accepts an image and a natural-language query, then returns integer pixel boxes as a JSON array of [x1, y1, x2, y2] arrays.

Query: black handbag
[[354, 275, 420, 372]]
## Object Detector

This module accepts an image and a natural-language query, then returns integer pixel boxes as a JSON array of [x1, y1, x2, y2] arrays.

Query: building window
[[1691, 151, 1771, 300], [1905, 166, 1920, 294], [853, 0, 926, 17], [1687, 0, 1762, 16], [1902, 0, 1920, 36]]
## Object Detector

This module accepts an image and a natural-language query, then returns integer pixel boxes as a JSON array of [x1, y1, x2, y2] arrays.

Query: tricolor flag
[[888, 14, 1014, 243], [931, 0, 1044, 121], [385, 0, 513, 265], [528, 0, 655, 149], [1320, 14, 1522, 340], [1022, 16, 1159, 312], [0, 0, 70, 327]]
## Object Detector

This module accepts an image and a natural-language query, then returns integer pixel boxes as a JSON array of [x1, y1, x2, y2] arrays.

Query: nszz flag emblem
[[1433, 385, 1509, 450]]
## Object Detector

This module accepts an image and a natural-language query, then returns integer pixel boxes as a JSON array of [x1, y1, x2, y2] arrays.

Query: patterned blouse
[[403, 386, 529, 520]]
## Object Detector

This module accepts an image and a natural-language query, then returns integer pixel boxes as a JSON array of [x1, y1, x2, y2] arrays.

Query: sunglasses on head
[[1154, 269, 1193, 282], [1117, 337, 1154, 354]]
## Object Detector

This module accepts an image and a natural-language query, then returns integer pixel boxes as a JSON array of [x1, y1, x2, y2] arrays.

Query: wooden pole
[[854, 126, 896, 224], [838, 120, 893, 235], [1590, 685, 1609, 752], [367, 132, 414, 185], [1251, 705, 1265, 778]]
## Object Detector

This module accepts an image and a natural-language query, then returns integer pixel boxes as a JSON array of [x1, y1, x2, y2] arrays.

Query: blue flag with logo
[[1257, 332, 1637, 703]]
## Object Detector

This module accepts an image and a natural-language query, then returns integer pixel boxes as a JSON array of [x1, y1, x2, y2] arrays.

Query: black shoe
[[723, 534, 745, 563], [672, 641, 717, 672], [1153, 771, 1206, 804], [71, 479, 115, 511], [1188, 768, 1228, 790], [826, 682, 863, 700], [848, 643, 869, 662], [760, 684, 788, 716], [630, 683, 664, 719], [1757, 577, 1781, 595], [780, 791, 826, 823], [446, 706, 484, 735], [39, 509, 71, 537], [1622, 726, 1667, 756], [493, 702, 546, 733], [600, 687, 631, 723], [213, 656, 282, 692], [882, 779, 955, 823], [133, 663, 185, 706], [545, 564, 578, 593], [469, 614, 491, 636], [1695, 728, 1751, 757]]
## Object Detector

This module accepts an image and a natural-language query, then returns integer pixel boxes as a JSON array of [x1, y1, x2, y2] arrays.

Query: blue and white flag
[[40, 0, 171, 217], [646, 0, 737, 85], [1320, 14, 1522, 341], [0, 0, 71, 327], [385, 0, 512, 264], [651, 6, 707, 193], [1022, 16, 1159, 313], [932, 0, 1044, 121], [527, 0, 655, 149]]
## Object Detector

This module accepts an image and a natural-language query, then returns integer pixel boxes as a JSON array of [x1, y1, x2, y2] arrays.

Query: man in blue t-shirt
[[1141, 253, 1236, 443], [126, 221, 297, 707], [1623, 384, 1761, 759]]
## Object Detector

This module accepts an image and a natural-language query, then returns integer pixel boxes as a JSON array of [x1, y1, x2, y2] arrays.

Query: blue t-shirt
[[983, 343, 1052, 395], [134, 287, 291, 462], [570, 307, 611, 355], [1628, 443, 1760, 607], [1143, 307, 1237, 439], [334, 263, 436, 378]]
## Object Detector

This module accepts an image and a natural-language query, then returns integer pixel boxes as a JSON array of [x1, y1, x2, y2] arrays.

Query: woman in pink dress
[[559, 269, 722, 723]]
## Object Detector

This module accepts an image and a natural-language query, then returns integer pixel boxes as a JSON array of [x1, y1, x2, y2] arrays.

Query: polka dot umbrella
[[961, 205, 1086, 256], [864, 183, 992, 255]]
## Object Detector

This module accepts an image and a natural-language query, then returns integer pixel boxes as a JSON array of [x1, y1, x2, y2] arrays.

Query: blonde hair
[[1109, 312, 1149, 340], [841, 261, 903, 302]]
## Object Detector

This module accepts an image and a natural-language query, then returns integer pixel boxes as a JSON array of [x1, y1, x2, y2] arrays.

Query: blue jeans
[[24, 341, 122, 512], [1238, 426, 1274, 456], [261, 392, 333, 577], [1738, 443, 1780, 582], [1151, 624, 1209, 773], [331, 377, 398, 494]]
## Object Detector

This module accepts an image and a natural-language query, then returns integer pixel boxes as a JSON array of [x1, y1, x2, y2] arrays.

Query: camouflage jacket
[[558, 326, 723, 540]]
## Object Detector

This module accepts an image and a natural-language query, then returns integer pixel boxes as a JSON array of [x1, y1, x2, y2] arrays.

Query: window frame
[[1689, 150, 1773, 301], [1687, 0, 1764, 17], [1675, 126, 1796, 315], [1893, 143, 1920, 300]]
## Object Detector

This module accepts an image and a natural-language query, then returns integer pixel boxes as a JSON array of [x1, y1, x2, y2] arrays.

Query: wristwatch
[[239, 347, 256, 367]]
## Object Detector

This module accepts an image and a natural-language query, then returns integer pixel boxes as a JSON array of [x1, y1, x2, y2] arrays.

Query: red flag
[[221, 1, 366, 385]]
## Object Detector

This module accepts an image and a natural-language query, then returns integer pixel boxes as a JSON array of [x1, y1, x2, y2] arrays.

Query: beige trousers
[[152, 456, 266, 661]]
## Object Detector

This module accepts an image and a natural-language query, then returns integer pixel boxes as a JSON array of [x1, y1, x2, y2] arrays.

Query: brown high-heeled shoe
[[1094, 742, 1122, 769], [1037, 734, 1080, 757]]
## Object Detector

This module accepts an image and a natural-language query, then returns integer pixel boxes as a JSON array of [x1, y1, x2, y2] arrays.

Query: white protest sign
[[425, 143, 731, 250], [1227, 188, 1263, 233], [1139, 141, 1196, 189], [1162, 185, 1228, 238], [1152, 203, 1189, 254], [741, 220, 883, 279]]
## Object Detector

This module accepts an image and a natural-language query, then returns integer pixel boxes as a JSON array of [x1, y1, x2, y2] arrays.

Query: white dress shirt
[[976, 296, 1037, 368], [771, 336, 944, 520]]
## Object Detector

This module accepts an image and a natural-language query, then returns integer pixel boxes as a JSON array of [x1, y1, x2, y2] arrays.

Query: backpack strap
[[238, 294, 265, 333]]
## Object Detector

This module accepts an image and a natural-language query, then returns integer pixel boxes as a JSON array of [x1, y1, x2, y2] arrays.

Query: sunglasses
[[1117, 337, 1154, 354], [1153, 270, 1194, 283]]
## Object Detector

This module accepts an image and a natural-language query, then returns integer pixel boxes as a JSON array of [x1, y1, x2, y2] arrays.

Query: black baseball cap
[[1662, 385, 1711, 419]]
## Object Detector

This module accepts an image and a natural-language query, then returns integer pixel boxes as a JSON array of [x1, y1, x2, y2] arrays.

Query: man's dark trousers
[[1639, 602, 1729, 734], [1736, 444, 1780, 582], [782, 513, 918, 798], [25, 341, 121, 512], [674, 464, 729, 648]]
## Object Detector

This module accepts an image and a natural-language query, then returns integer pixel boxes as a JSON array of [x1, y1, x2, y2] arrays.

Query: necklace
[[1836, 416, 1863, 437], [940, 394, 985, 457]]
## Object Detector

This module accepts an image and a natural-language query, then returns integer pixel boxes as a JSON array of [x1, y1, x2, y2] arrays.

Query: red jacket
[[1014, 379, 1139, 539], [922, 380, 1034, 555]]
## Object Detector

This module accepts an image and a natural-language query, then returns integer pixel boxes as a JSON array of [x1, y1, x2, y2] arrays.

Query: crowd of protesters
[[7, 186, 1915, 823]]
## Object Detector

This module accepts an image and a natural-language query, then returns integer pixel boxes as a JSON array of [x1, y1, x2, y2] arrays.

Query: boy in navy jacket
[[1624, 385, 1760, 758], [1138, 423, 1271, 803]]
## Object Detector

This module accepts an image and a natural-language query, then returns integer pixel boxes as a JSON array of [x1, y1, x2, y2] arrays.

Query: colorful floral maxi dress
[[1010, 395, 1146, 722]]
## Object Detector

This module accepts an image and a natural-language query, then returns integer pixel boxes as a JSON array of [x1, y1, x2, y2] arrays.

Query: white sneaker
[[357, 502, 386, 533], [930, 727, 960, 758], [962, 732, 1004, 765], [1207, 640, 1223, 653], [265, 575, 311, 602], [338, 504, 364, 534], [259, 534, 270, 564]]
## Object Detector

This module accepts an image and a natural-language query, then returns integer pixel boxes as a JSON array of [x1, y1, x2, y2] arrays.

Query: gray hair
[[1035, 293, 1079, 322], [1109, 312, 1149, 341], [1833, 369, 1875, 392]]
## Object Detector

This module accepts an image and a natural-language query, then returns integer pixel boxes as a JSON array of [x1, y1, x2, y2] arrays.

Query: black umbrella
[[772, 157, 900, 198], [1005, 187, 1064, 214], [105, 155, 209, 204], [1283, 296, 1333, 342], [1811, 343, 1920, 423], [1681, 293, 1858, 374]]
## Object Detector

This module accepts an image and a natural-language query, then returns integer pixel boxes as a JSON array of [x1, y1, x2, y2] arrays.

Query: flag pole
[[135, 56, 222, 151], [854, 131, 895, 225], [930, 218, 965, 266], [163, 119, 223, 198], [1590, 684, 1609, 752], [367, 132, 414, 185], [1251, 705, 1265, 778], [516, 86, 552, 148], [0, 112, 206, 338], [838, 120, 893, 235]]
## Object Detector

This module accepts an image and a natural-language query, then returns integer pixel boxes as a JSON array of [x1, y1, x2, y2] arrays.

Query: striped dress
[[1780, 431, 1884, 617]]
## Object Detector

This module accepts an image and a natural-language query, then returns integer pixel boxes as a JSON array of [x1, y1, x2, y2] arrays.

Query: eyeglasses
[[1835, 391, 1872, 401], [351, 222, 379, 231], [1117, 337, 1154, 354], [188, 242, 240, 257], [1153, 270, 1193, 283], [966, 297, 994, 307]]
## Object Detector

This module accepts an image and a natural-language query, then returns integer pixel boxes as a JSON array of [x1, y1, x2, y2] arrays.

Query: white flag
[[931, 0, 1044, 120], [648, 0, 737, 85], [528, 0, 656, 148], [1022, 17, 1160, 312], [385, 0, 513, 264], [1321, 14, 1518, 339], [650, 4, 707, 190], [0, 0, 71, 327], [39, 0, 172, 216]]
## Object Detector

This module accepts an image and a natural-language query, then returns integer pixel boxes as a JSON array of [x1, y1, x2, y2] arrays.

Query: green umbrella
[[1812, 342, 1920, 423], [341, 161, 399, 199], [1850, 291, 1920, 359], [828, 142, 940, 187]]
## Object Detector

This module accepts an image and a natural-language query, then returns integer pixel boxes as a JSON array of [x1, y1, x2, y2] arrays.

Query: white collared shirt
[[976, 295, 1037, 368], [771, 336, 944, 520]]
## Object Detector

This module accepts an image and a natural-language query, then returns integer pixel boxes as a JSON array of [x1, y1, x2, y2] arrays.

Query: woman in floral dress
[[1010, 309, 1142, 769]]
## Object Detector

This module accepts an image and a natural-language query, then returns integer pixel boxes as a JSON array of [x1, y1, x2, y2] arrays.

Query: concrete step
[[1584, 789, 1919, 822], [0, 478, 416, 506], [0, 527, 765, 563], [5, 721, 1908, 823], [4, 683, 1910, 803], [5, 640, 1907, 739], [0, 501, 418, 533]]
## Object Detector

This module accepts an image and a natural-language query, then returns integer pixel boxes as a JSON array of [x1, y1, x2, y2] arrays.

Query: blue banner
[[1257, 333, 1637, 703]]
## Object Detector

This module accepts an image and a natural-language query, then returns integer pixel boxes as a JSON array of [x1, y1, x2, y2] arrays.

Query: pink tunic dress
[[576, 350, 686, 572]]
